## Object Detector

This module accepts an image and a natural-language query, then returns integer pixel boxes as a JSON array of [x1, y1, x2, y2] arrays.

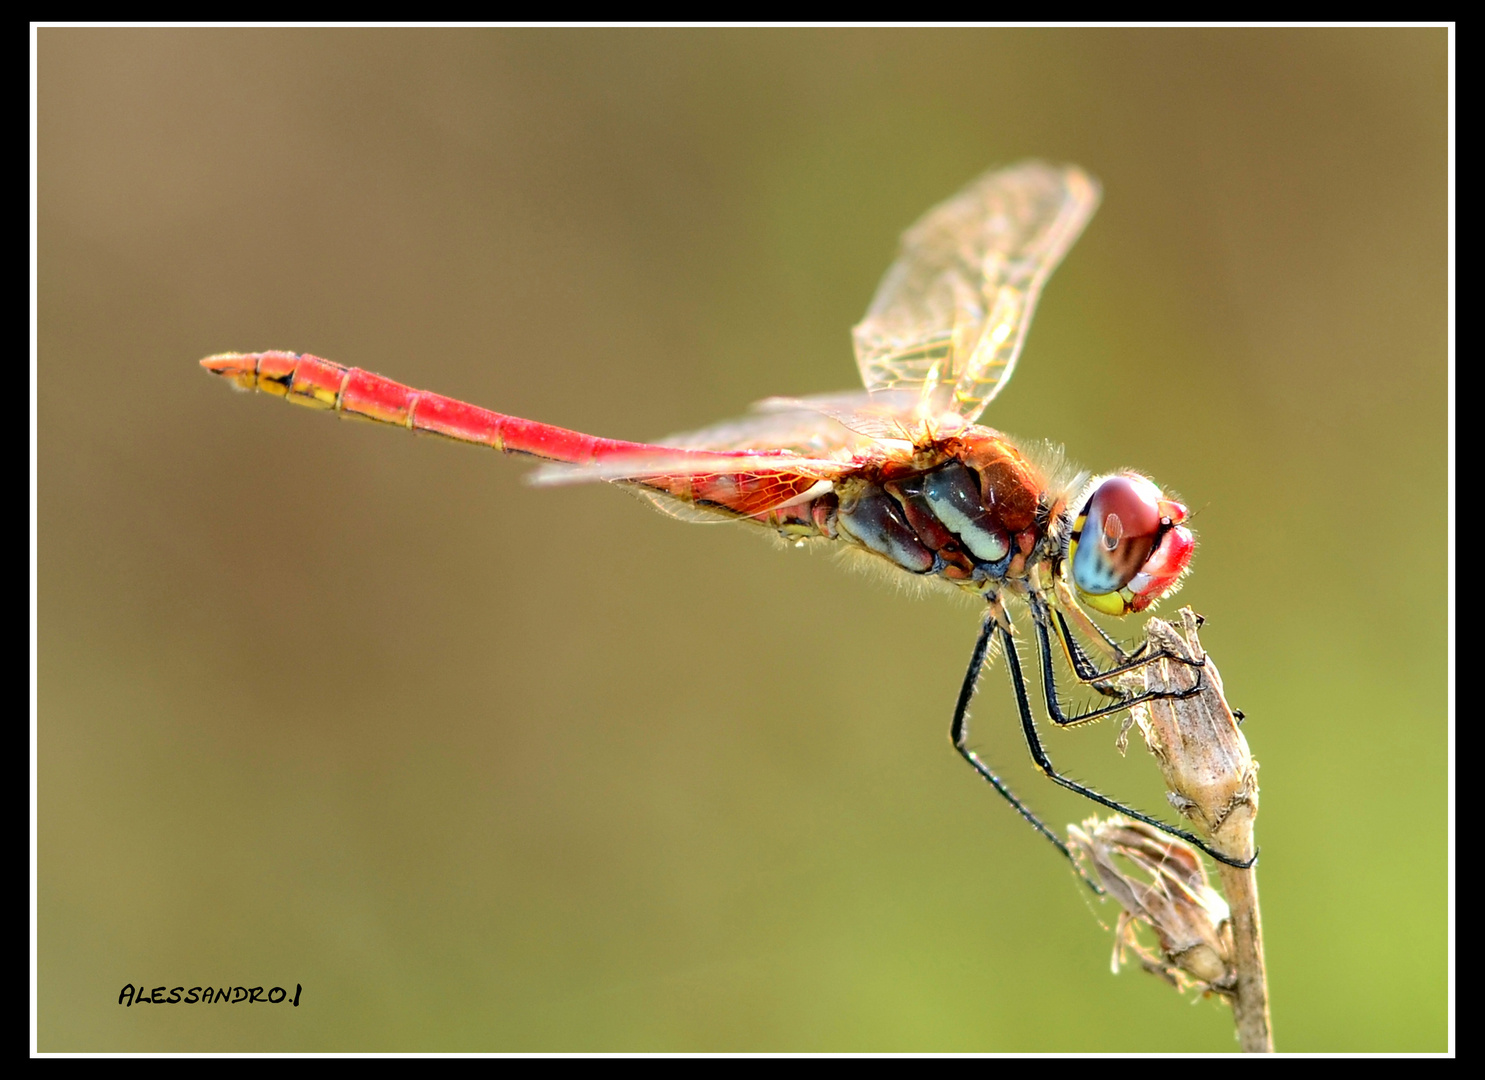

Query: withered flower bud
[[1069, 816, 1236, 996], [1116, 607, 1258, 863]]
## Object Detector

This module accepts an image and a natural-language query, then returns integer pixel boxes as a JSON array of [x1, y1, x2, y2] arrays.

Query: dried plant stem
[[1124, 608, 1272, 1052], [1216, 858, 1272, 1052]]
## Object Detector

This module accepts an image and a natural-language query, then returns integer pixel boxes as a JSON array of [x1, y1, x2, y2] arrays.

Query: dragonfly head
[[1067, 473, 1194, 616]]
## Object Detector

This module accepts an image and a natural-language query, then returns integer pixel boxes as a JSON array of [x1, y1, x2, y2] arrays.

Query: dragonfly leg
[[1050, 576, 1141, 664], [1038, 586, 1204, 689], [1028, 593, 1205, 728], [949, 611, 1102, 894], [998, 617, 1256, 869], [1048, 576, 1207, 680]]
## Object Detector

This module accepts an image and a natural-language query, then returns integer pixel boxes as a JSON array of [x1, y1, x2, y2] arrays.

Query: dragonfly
[[201, 160, 1252, 882]]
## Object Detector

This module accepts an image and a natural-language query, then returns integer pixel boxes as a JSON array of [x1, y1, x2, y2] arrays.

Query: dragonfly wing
[[851, 162, 1100, 423], [625, 486, 751, 525], [647, 390, 971, 455], [529, 404, 883, 520], [754, 390, 973, 445], [530, 445, 855, 520], [651, 400, 885, 457], [528, 450, 846, 485]]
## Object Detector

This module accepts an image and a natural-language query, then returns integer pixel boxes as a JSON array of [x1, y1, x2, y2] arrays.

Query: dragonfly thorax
[[802, 433, 1052, 592]]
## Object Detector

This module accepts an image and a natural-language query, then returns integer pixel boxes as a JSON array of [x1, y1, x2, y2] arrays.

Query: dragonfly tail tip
[[199, 353, 265, 390]]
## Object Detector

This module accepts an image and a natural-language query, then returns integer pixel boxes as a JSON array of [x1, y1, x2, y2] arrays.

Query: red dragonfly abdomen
[[200, 352, 837, 518], [201, 351, 686, 464]]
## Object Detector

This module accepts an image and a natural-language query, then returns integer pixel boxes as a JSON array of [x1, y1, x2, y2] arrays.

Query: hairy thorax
[[757, 429, 1066, 595]]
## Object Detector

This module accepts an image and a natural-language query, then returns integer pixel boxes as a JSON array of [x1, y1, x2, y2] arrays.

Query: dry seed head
[[1069, 816, 1236, 995], [1118, 607, 1259, 863]]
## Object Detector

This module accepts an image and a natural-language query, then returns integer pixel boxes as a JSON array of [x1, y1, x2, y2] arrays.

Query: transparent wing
[[530, 446, 851, 520], [851, 161, 1100, 423], [527, 400, 896, 520], [652, 398, 887, 457], [527, 400, 875, 484], [528, 449, 847, 485], [752, 390, 973, 445]]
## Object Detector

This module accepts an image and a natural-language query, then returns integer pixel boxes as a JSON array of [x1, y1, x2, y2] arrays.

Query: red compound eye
[[1072, 476, 1163, 595], [1092, 476, 1161, 539]]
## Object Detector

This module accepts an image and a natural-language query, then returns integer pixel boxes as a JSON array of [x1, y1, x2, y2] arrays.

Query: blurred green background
[[37, 28, 1448, 1052]]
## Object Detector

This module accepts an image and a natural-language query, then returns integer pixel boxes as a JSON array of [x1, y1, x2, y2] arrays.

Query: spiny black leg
[[1033, 612, 1204, 728], [950, 614, 1102, 894], [1059, 620, 1127, 697], [1061, 606, 1140, 666], [1045, 602, 1204, 687], [999, 621, 1257, 870], [1051, 618, 1128, 704], [1057, 609, 1141, 688]]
